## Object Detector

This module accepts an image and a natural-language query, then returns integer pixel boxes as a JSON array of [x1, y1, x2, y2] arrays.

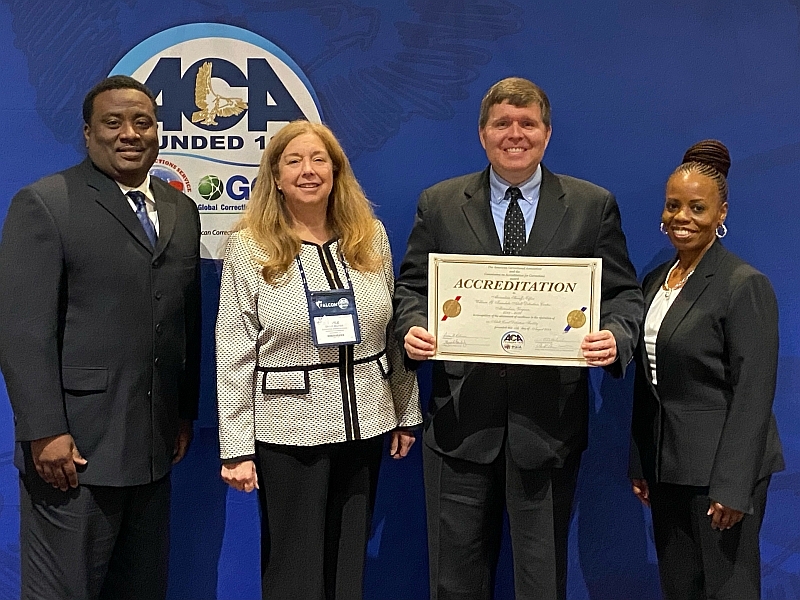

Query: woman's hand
[[708, 500, 744, 530], [390, 428, 416, 459], [631, 478, 650, 507], [221, 460, 259, 492]]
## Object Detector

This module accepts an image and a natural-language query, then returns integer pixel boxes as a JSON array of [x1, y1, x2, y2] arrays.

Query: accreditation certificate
[[428, 253, 602, 367]]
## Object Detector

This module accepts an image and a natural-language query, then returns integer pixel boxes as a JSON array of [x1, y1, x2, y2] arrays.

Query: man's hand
[[172, 419, 194, 464], [631, 478, 651, 507], [581, 329, 618, 367], [389, 428, 416, 459], [30, 433, 87, 491], [708, 500, 744, 530], [221, 460, 259, 493], [404, 326, 436, 361]]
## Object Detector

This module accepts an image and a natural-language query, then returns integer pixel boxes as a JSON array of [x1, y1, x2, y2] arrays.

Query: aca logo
[[110, 23, 322, 258], [501, 331, 525, 354]]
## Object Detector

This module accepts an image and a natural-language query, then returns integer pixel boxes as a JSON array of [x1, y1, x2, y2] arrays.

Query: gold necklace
[[662, 261, 694, 299]]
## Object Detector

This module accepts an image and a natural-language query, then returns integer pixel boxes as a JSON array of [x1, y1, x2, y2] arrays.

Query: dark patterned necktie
[[503, 186, 526, 255], [127, 190, 157, 248]]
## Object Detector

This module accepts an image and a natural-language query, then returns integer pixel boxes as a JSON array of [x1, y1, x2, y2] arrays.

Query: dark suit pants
[[19, 473, 171, 600], [424, 443, 581, 600], [649, 477, 771, 600], [255, 436, 383, 600]]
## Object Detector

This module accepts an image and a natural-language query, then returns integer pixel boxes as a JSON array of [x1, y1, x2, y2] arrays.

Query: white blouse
[[644, 269, 691, 385]]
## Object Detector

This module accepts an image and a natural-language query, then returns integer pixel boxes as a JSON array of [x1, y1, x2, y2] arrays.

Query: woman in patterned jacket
[[216, 120, 422, 599]]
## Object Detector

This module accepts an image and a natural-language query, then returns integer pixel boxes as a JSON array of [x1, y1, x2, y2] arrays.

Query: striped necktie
[[127, 190, 157, 248]]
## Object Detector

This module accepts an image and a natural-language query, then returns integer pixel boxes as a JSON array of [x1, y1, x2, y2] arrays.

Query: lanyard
[[295, 245, 362, 347], [295, 244, 355, 294]]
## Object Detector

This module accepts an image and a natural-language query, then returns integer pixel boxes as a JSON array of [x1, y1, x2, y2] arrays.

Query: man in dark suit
[[0, 75, 201, 600], [394, 77, 643, 599]]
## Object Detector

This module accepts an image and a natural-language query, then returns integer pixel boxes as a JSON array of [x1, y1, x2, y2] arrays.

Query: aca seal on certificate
[[442, 297, 462, 319], [427, 253, 602, 367], [565, 307, 587, 331]]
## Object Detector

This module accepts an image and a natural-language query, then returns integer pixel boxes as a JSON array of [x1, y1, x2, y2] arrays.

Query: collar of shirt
[[117, 175, 159, 234], [488, 165, 542, 207], [117, 175, 155, 206]]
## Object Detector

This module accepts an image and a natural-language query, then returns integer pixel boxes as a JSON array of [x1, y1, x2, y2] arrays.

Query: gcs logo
[[198, 174, 257, 201]]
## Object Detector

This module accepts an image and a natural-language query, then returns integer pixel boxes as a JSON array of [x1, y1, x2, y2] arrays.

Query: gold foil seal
[[443, 299, 462, 319], [566, 309, 586, 329]]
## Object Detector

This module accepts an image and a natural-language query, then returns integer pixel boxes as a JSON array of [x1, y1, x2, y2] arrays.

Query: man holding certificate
[[394, 77, 643, 600]]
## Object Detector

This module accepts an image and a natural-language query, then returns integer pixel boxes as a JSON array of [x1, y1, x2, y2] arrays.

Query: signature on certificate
[[441, 332, 490, 348]]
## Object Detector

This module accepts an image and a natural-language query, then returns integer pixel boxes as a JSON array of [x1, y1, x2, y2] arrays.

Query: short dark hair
[[82, 75, 158, 124], [479, 77, 551, 129]]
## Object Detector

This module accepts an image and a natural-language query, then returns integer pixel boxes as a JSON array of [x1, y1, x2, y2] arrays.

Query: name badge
[[308, 289, 362, 347]]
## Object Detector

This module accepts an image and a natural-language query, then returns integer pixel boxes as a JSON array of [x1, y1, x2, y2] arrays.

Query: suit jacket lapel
[[640, 260, 672, 391], [461, 168, 502, 254], [85, 160, 154, 253], [656, 241, 726, 350], [151, 178, 176, 261], [525, 165, 567, 255], [643, 261, 670, 315]]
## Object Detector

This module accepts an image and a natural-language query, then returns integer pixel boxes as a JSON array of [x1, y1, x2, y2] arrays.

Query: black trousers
[[423, 443, 581, 600], [649, 477, 771, 600], [255, 436, 384, 600], [19, 472, 171, 600]]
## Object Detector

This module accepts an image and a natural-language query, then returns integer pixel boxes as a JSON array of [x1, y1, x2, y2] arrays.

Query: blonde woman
[[216, 120, 421, 599]]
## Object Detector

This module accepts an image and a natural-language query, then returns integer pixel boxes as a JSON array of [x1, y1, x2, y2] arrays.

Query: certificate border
[[428, 253, 602, 367]]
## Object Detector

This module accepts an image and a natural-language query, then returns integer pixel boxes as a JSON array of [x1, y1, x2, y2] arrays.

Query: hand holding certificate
[[427, 253, 602, 366]]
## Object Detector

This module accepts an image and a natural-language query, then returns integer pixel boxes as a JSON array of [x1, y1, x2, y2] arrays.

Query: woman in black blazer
[[629, 140, 784, 600]]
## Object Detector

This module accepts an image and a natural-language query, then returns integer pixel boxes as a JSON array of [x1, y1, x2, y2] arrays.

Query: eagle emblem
[[191, 61, 248, 126]]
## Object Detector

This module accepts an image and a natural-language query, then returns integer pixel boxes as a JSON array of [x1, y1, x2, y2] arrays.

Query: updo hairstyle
[[671, 139, 730, 203]]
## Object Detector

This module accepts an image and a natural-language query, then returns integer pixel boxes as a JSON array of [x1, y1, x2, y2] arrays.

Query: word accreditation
[[451, 279, 578, 292]]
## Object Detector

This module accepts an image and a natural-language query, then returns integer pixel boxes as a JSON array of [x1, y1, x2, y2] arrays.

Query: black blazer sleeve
[[709, 270, 779, 512], [393, 186, 436, 359], [0, 181, 69, 441], [594, 190, 643, 376]]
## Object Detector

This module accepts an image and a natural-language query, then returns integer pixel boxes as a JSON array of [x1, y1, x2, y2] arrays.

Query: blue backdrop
[[0, 1, 798, 598]]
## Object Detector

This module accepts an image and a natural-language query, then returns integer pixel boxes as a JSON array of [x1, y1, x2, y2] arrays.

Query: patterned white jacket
[[216, 221, 421, 461]]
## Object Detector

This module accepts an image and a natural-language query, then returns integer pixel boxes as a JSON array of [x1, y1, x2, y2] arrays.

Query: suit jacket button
[[156, 323, 163, 334], [499, 367, 507, 377], [154, 357, 160, 367], [154, 291, 162, 300]]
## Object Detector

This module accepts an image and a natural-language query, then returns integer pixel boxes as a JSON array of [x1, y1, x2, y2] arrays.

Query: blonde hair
[[239, 120, 380, 283]]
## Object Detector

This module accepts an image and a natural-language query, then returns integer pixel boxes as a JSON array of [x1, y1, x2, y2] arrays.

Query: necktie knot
[[128, 190, 147, 209], [127, 191, 157, 248], [503, 187, 525, 256], [506, 186, 523, 202]]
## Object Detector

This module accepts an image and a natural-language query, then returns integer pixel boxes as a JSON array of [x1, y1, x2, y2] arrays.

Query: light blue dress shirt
[[488, 165, 542, 248]]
